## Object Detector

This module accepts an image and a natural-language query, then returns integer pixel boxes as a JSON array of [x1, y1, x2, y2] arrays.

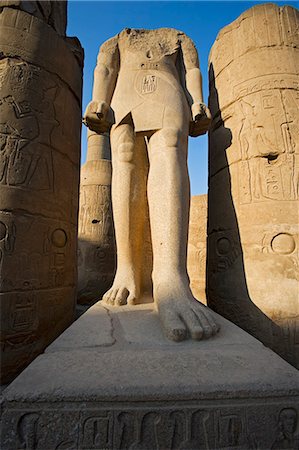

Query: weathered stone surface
[[78, 131, 116, 304], [1, 301, 298, 449], [83, 28, 216, 343], [0, 7, 83, 383], [0, 1, 67, 36], [208, 4, 299, 368], [187, 194, 207, 303]]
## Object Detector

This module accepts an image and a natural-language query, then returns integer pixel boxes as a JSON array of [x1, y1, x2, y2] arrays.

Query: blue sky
[[67, 1, 298, 195]]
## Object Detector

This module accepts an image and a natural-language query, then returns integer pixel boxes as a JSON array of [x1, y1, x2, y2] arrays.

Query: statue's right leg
[[102, 122, 148, 305]]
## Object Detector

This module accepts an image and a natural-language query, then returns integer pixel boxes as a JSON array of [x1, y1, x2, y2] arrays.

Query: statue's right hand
[[82, 101, 113, 133]]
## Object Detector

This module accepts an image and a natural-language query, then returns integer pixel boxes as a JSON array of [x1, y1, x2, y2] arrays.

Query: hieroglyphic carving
[[81, 414, 113, 449], [271, 408, 299, 449], [130, 412, 162, 450], [10, 293, 38, 333], [141, 75, 157, 94], [233, 75, 299, 101], [17, 413, 40, 450], [208, 230, 242, 274], [4, 405, 298, 450], [114, 412, 136, 449], [0, 62, 58, 192], [0, 1, 67, 36], [0, 9, 82, 382], [180, 410, 215, 449], [79, 185, 113, 245], [216, 410, 247, 449], [208, 3, 299, 368], [237, 90, 298, 204]]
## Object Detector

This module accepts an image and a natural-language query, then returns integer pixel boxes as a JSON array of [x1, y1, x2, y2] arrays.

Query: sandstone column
[[187, 194, 207, 303], [0, 3, 83, 382], [77, 131, 116, 304], [208, 4, 298, 367]]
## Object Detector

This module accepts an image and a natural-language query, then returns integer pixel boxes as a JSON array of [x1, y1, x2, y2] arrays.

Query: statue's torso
[[111, 29, 191, 131]]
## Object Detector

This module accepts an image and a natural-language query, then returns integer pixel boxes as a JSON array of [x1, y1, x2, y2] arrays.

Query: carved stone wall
[[78, 132, 116, 304], [187, 194, 207, 303], [208, 4, 299, 367], [0, 0, 67, 36], [0, 6, 83, 383]]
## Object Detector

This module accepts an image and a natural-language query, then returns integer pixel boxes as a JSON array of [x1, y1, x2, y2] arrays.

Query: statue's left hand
[[189, 102, 212, 137]]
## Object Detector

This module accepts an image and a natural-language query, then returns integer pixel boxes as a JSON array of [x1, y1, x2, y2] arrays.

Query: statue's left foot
[[154, 281, 220, 342]]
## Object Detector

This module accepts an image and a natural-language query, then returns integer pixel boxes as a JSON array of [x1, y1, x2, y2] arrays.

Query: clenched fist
[[82, 101, 114, 134]]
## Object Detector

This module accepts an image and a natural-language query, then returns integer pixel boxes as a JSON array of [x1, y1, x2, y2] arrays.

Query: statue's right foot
[[102, 271, 140, 306]]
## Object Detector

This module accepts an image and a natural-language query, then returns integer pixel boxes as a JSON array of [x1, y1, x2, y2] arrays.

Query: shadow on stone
[[206, 63, 292, 365]]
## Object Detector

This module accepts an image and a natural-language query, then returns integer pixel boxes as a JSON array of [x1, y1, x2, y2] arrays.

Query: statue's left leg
[[147, 127, 220, 341]]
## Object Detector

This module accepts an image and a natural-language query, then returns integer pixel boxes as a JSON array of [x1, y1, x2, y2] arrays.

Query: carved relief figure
[[237, 91, 299, 204], [83, 28, 219, 341], [0, 91, 56, 192], [272, 408, 299, 449]]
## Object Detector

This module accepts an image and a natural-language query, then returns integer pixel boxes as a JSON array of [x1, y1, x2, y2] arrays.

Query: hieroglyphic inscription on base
[[2, 404, 298, 450]]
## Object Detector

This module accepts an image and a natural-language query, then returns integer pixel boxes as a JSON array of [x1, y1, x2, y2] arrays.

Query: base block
[[1, 301, 299, 449]]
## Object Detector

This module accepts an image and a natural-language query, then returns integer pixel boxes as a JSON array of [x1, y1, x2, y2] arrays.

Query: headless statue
[[83, 28, 219, 341]]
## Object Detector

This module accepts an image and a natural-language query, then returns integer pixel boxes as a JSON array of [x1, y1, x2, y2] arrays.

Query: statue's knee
[[155, 128, 185, 148], [117, 141, 134, 163]]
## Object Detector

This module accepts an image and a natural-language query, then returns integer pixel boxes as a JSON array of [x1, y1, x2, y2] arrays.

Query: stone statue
[[83, 28, 219, 341]]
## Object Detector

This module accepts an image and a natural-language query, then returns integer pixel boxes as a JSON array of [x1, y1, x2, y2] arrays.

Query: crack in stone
[[102, 305, 117, 346]]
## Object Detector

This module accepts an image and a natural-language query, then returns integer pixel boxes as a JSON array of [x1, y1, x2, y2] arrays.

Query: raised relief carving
[[81, 414, 113, 449], [114, 412, 136, 449], [209, 231, 242, 273], [0, 13, 81, 384], [181, 410, 215, 450], [129, 412, 162, 450], [7, 405, 299, 450], [55, 441, 77, 450], [10, 293, 38, 333], [260, 227, 298, 258], [217, 411, 247, 449], [51, 229, 68, 248], [271, 408, 299, 449], [233, 75, 299, 101], [42, 227, 69, 288], [271, 233, 296, 255], [167, 411, 186, 449], [17, 413, 40, 450], [0, 94, 55, 192], [236, 89, 298, 204], [0, 219, 16, 288]]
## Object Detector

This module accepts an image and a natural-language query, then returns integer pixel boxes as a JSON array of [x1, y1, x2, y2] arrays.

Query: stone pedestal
[[0, 6, 83, 383], [187, 195, 207, 303], [78, 132, 116, 304], [1, 301, 298, 449], [208, 4, 299, 368]]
